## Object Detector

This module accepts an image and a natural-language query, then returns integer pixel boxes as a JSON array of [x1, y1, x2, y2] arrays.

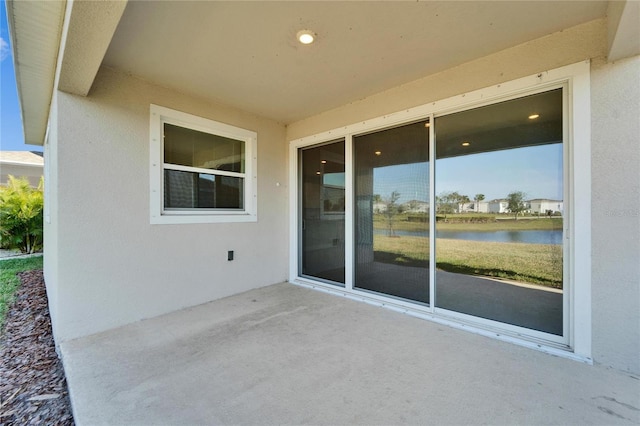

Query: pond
[[374, 229, 563, 245]]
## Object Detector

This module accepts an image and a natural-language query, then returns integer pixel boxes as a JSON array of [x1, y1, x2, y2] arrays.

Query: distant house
[[372, 201, 387, 214], [488, 199, 510, 214], [0, 151, 44, 187], [404, 200, 429, 213], [459, 201, 489, 213], [529, 199, 564, 215]]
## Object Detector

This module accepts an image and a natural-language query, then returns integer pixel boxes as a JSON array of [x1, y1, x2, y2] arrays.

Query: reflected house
[[373, 201, 387, 214], [529, 198, 564, 215], [460, 201, 489, 213], [488, 199, 510, 214], [6, 0, 639, 390], [404, 200, 429, 213]]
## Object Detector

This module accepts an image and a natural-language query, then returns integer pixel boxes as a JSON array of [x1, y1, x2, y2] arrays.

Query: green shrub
[[0, 176, 44, 253]]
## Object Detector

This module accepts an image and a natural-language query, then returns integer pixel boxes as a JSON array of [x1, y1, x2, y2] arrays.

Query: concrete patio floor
[[60, 282, 640, 425]]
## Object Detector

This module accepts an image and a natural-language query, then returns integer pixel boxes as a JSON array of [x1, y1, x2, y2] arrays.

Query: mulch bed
[[0, 269, 74, 425]]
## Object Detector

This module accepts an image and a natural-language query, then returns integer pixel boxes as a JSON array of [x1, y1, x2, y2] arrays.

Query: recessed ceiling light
[[528, 114, 540, 120], [321, 160, 327, 164], [461, 142, 470, 147], [297, 30, 315, 45], [375, 151, 382, 156], [316, 171, 321, 175]]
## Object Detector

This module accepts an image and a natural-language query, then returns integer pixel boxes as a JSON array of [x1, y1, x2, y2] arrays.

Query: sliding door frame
[[288, 61, 591, 362]]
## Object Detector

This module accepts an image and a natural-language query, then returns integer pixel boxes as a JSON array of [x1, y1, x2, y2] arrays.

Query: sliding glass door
[[299, 140, 346, 284], [296, 86, 566, 340], [353, 121, 430, 304], [434, 89, 564, 335]]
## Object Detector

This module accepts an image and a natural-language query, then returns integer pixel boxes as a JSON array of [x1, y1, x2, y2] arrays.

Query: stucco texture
[[590, 55, 640, 374], [51, 67, 289, 341]]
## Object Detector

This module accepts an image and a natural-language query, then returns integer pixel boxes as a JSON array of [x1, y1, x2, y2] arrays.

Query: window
[[150, 105, 257, 224]]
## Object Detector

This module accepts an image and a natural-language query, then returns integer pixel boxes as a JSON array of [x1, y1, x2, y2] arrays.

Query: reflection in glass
[[354, 121, 430, 303], [164, 170, 243, 209], [164, 123, 245, 172], [300, 141, 346, 284], [434, 89, 564, 335]]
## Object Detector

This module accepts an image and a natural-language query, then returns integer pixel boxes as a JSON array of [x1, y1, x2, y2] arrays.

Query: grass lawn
[[373, 235, 562, 288], [0, 255, 43, 331], [374, 214, 562, 232]]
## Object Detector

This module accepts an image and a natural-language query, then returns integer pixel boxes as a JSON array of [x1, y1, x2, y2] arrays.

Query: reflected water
[[373, 228, 562, 245]]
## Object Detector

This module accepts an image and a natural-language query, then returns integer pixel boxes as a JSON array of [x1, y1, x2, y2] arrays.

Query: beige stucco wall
[[49, 66, 289, 341], [44, 90, 61, 341], [590, 55, 640, 374], [286, 19, 640, 373]]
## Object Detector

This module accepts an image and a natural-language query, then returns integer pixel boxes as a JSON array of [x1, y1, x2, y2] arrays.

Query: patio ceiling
[[102, 1, 608, 124], [8, 1, 639, 145]]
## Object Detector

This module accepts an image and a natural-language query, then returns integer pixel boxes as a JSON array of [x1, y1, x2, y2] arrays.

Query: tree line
[[375, 190, 529, 220]]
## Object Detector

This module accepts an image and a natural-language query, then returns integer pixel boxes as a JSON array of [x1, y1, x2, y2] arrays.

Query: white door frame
[[288, 61, 591, 363]]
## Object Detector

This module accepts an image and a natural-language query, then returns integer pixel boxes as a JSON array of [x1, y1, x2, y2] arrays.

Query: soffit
[[57, 0, 127, 96], [6, 0, 66, 146], [103, 1, 607, 124], [607, 0, 640, 62]]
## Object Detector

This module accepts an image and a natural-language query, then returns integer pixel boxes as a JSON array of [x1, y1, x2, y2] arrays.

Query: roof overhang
[[57, 0, 127, 95], [5, 1, 639, 147], [6, 0, 66, 146], [607, 0, 640, 62], [6, 0, 126, 146]]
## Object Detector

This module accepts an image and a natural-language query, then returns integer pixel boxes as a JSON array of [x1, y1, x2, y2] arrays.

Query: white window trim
[[288, 60, 592, 363], [150, 104, 257, 224]]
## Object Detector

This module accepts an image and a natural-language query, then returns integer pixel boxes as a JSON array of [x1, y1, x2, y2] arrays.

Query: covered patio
[[61, 283, 639, 425], [5, 1, 639, 422]]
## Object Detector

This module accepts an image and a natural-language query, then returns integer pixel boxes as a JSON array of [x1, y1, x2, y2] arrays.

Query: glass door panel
[[354, 121, 430, 303], [434, 89, 564, 335], [300, 140, 346, 284]]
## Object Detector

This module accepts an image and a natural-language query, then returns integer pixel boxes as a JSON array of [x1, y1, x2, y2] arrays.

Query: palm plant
[[0, 176, 44, 253]]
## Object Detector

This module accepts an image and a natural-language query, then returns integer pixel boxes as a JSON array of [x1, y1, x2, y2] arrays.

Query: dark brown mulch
[[0, 270, 74, 425]]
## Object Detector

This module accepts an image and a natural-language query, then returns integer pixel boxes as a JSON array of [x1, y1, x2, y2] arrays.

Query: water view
[[374, 229, 562, 245]]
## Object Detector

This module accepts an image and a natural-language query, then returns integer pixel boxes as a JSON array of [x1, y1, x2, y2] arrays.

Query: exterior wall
[[590, 55, 640, 374], [488, 201, 509, 214], [44, 90, 61, 342], [476, 202, 489, 213], [286, 20, 639, 373], [459, 202, 488, 213], [49, 67, 289, 342], [1, 163, 43, 187]]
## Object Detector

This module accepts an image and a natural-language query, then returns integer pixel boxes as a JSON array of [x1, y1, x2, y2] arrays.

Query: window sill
[[151, 212, 257, 225]]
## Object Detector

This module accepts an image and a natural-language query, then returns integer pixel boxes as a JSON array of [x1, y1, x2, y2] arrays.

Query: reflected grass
[[373, 235, 562, 288], [373, 214, 562, 232]]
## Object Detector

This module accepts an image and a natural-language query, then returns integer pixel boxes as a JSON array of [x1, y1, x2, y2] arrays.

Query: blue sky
[[0, 2, 42, 152], [374, 144, 563, 202]]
